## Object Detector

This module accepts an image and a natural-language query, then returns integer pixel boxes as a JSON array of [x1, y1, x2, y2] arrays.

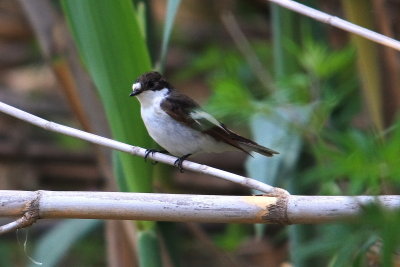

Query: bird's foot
[[144, 149, 168, 165], [174, 154, 192, 173]]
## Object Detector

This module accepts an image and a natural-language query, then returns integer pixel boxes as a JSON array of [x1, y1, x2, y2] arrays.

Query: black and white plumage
[[130, 71, 278, 170]]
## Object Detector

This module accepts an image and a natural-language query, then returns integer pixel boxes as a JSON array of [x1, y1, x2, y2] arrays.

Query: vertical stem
[[271, 4, 296, 79], [342, 0, 384, 133], [371, 0, 400, 126]]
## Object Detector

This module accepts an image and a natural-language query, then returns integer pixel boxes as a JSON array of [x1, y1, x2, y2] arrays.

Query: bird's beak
[[130, 82, 142, 96]]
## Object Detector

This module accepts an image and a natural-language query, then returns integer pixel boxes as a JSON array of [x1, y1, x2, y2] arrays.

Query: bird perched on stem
[[130, 71, 278, 172]]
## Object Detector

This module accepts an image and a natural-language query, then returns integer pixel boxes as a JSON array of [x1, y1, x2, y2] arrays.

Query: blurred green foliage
[[179, 43, 270, 125], [294, 205, 400, 267], [306, 124, 400, 195], [214, 224, 252, 251], [181, 16, 400, 265], [30, 220, 101, 267]]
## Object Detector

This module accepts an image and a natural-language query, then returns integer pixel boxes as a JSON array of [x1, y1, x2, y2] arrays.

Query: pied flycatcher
[[130, 71, 278, 171]]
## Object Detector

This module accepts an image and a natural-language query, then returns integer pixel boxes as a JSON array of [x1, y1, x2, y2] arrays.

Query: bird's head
[[130, 71, 171, 97]]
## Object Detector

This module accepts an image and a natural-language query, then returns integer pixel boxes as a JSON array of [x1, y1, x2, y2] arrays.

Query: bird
[[130, 71, 278, 172]]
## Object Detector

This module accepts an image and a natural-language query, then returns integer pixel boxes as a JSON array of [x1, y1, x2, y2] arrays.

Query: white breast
[[136, 89, 233, 156]]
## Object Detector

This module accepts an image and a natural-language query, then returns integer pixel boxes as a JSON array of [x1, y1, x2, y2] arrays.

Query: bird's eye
[[147, 81, 154, 88]]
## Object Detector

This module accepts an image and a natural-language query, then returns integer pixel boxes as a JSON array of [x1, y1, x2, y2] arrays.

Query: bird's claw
[[145, 149, 168, 164], [144, 149, 158, 162], [174, 154, 191, 173]]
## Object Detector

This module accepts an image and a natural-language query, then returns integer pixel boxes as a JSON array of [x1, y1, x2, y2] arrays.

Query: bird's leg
[[174, 154, 192, 173], [144, 149, 168, 165]]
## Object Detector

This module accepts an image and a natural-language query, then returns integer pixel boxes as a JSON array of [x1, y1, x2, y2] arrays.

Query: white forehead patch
[[132, 82, 141, 90]]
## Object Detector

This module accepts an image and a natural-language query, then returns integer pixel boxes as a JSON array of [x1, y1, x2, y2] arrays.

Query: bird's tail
[[238, 142, 279, 157], [218, 124, 279, 157]]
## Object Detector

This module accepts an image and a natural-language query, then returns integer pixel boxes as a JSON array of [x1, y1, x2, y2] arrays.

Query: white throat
[[135, 88, 169, 107]]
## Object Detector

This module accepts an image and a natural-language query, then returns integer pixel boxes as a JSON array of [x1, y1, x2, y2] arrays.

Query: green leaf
[[246, 105, 313, 189], [157, 0, 181, 72], [135, 2, 147, 42], [137, 229, 162, 267], [30, 220, 100, 267], [270, 4, 298, 79], [61, 0, 153, 192]]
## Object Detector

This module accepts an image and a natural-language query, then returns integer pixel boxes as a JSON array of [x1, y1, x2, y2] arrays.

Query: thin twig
[[0, 101, 286, 195], [0, 217, 31, 234], [372, 0, 400, 124], [221, 12, 275, 93], [267, 0, 400, 51], [0, 191, 40, 235]]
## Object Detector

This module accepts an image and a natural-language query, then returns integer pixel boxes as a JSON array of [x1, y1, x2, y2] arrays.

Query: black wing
[[160, 91, 252, 154]]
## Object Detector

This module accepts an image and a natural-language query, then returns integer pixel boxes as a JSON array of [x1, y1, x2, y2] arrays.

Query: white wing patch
[[190, 110, 224, 130]]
